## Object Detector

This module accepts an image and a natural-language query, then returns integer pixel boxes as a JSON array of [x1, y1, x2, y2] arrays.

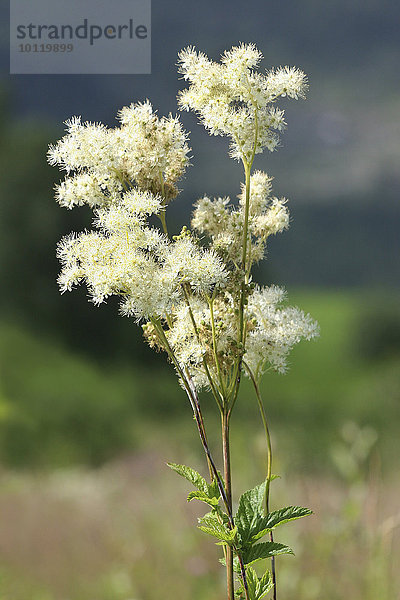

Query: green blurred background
[[0, 0, 399, 598]]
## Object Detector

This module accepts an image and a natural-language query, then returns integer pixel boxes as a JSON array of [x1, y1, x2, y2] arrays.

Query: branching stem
[[208, 295, 227, 399], [181, 285, 223, 411]]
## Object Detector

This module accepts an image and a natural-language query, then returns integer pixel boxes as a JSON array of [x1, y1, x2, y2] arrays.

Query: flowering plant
[[49, 43, 319, 600]]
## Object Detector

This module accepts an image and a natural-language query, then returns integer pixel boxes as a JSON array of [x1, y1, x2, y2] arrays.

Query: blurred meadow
[[0, 0, 399, 598]]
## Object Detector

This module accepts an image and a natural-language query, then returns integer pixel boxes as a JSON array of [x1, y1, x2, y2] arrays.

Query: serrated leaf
[[235, 481, 267, 543], [267, 505, 313, 528], [256, 569, 274, 599], [187, 490, 220, 508], [198, 514, 237, 545], [243, 542, 293, 566], [208, 478, 220, 499], [235, 566, 273, 600], [167, 462, 208, 493], [250, 506, 312, 542], [245, 566, 260, 600], [246, 566, 273, 600]]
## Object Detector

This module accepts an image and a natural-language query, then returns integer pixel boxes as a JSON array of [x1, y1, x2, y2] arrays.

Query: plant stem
[[151, 318, 232, 518], [158, 170, 168, 235], [159, 210, 168, 235], [244, 361, 277, 600], [181, 285, 223, 411], [241, 160, 252, 274], [222, 410, 234, 600], [184, 369, 251, 600], [185, 375, 250, 600], [208, 295, 227, 397], [184, 370, 233, 524]]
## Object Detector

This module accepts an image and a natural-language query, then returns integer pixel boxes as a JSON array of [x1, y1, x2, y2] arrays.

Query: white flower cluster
[[50, 102, 226, 322], [164, 283, 318, 389], [177, 43, 307, 161], [166, 298, 211, 388], [54, 172, 111, 210], [192, 170, 289, 267], [50, 45, 318, 390], [245, 286, 320, 376], [48, 101, 190, 206], [166, 295, 236, 390], [57, 193, 227, 321]]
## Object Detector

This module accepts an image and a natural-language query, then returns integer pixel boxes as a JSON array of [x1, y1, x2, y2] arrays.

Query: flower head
[[177, 43, 307, 162], [245, 286, 319, 376]]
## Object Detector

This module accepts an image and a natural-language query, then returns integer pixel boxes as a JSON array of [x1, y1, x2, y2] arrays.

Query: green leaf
[[167, 462, 208, 493], [198, 514, 237, 545], [208, 478, 220, 499], [243, 542, 293, 566], [245, 567, 259, 600], [244, 566, 273, 600], [256, 570, 274, 600], [235, 481, 266, 543], [187, 490, 220, 508], [267, 505, 313, 528], [235, 566, 273, 600], [250, 506, 312, 542]]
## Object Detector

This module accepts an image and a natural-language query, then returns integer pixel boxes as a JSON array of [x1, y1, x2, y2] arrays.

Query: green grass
[[0, 450, 398, 600]]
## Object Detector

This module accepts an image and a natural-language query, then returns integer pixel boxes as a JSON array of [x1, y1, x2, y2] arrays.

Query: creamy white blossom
[[239, 170, 273, 215], [166, 294, 236, 390], [266, 66, 308, 100], [56, 217, 227, 322], [54, 172, 112, 209], [252, 198, 290, 238], [164, 235, 227, 294], [192, 171, 290, 267], [121, 188, 163, 215], [48, 117, 118, 176], [166, 298, 210, 387], [178, 43, 306, 162], [245, 286, 319, 376], [51, 44, 318, 395], [192, 196, 243, 264], [115, 101, 191, 200], [48, 101, 190, 209], [57, 229, 172, 319]]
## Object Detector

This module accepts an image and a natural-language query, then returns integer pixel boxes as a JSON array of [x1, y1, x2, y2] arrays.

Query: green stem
[[208, 295, 227, 399], [159, 210, 168, 235], [185, 377, 250, 600], [241, 160, 252, 273], [185, 371, 249, 600], [222, 411, 234, 600], [243, 361, 277, 600], [151, 317, 231, 518], [181, 285, 223, 412], [226, 160, 252, 413], [158, 170, 168, 235], [184, 370, 233, 524], [150, 318, 188, 389]]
